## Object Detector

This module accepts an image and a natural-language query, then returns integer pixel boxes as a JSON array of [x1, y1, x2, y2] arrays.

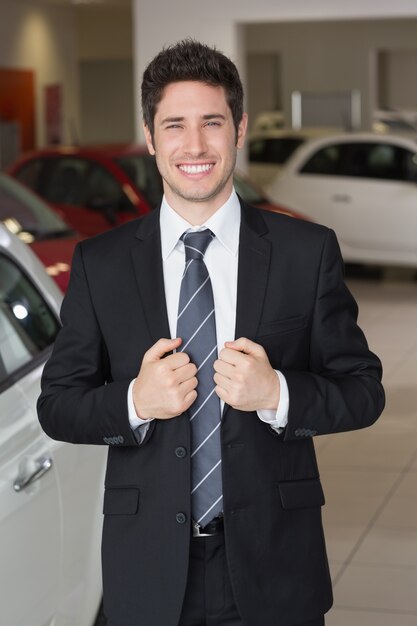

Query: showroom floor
[[318, 269, 417, 625]]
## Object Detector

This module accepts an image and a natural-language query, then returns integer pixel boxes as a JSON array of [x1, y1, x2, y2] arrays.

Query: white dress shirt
[[128, 189, 289, 437]]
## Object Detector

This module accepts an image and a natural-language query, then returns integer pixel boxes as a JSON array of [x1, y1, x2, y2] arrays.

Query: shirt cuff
[[127, 379, 154, 443], [256, 370, 289, 433]]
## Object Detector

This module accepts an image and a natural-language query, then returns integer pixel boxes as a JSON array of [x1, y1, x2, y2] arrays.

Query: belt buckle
[[192, 519, 212, 538]]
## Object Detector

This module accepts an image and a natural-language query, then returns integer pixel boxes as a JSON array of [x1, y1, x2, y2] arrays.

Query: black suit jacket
[[38, 201, 384, 626]]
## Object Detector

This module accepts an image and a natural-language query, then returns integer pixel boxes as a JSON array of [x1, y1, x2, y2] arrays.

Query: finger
[[218, 347, 247, 366], [224, 337, 265, 357], [213, 358, 235, 379], [179, 375, 198, 395], [214, 384, 228, 403], [165, 350, 192, 370], [183, 389, 198, 410], [143, 337, 182, 363], [175, 362, 198, 383], [213, 371, 232, 391]]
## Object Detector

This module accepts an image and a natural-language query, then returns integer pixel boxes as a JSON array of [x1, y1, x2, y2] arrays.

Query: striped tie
[[177, 229, 223, 528]]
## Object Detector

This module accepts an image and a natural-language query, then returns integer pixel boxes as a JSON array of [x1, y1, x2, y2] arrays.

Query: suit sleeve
[[37, 243, 139, 446], [281, 228, 385, 440]]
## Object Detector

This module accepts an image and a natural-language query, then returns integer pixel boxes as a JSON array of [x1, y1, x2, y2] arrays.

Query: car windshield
[[0, 174, 73, 242]]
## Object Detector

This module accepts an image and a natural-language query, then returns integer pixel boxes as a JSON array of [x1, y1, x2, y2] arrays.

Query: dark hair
[[141, 39, 244, 141]]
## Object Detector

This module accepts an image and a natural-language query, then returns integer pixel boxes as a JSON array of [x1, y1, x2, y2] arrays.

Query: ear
[[143, 124, 156, 155], [236, 112, 248, 150]]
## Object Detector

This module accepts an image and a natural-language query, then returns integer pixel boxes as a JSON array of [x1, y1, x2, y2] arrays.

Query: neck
[[163, 186, 233, 226]]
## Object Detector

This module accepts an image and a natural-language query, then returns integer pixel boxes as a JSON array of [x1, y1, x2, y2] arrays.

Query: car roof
[[249, 127, 342, 141], [297, 130, 417, 146], [16, 143, 150, 160]]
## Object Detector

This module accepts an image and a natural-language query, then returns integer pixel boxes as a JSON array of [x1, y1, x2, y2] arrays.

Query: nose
[[183, 126, 207, 157]]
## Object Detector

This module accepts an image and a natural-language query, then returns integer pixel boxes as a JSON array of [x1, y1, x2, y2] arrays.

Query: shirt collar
[[160, 189, 241, 260]]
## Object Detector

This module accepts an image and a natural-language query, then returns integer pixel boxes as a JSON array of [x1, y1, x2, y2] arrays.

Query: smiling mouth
[[178, 163, 214, 174]]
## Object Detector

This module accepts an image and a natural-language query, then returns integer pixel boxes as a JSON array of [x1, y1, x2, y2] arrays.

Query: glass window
[[0, 255, 60, 384], [405, 150, 417, 182], [0, 174, 71, 241], [300, 144, 343, 175], [116, 154, 163, 209], [342, 143, 416, 181], [14, 159, 44, 192], [249, 137, 304, 164], [43, 158, 89, 205], [84, 164, 126, 211]]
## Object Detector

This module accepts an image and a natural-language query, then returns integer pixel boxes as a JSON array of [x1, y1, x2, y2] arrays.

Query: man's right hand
[[132, 337, 198, 420]]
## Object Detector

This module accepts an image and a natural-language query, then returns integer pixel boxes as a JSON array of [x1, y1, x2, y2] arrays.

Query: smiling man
[[144, 80, 247, 215], [38, 40, 385, 626]]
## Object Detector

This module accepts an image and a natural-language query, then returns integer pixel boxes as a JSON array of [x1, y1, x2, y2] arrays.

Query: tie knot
[[182, 229, 214, 261]]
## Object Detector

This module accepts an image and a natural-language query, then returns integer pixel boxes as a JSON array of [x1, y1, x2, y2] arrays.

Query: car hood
[[29, 235, 79, 292]]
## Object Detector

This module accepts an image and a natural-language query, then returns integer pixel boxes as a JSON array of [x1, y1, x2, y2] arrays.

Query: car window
[[342, 142, 417, 182], [300, 141, 417, 182], [405, 149, 417, 182], [0, 255, 60, 385], [43, 158, 89, 205], [13, 158, 44, 192], [300, 144, 344, 175], [84, 164, 128, 212], [249, 137, 304, 164], [115, 154, 163, 209], [0, 174, 71, 240]]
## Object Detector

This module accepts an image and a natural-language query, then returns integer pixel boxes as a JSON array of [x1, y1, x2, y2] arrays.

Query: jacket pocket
[[103, 487, 140, 515], [257, 315, 308, 338], [278, 478, 325, 510]]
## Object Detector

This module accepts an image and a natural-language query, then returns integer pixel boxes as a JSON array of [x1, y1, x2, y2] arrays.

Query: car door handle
[[332, 194, 351, 203], [14, 456, 53, 492]]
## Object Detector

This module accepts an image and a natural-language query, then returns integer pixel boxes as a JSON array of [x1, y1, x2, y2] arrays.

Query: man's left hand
[[213, 337, 280, 411]]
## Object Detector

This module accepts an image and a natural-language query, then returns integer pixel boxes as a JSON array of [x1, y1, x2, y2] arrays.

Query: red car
[[0, 172, 80, 292], [8, 144, 309, 238]]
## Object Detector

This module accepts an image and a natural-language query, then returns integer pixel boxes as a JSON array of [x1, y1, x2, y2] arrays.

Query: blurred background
[[1, 1, 417, 625]]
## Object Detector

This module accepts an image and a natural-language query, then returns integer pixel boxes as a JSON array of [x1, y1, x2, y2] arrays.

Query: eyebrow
[[160, 114, 227, 125]]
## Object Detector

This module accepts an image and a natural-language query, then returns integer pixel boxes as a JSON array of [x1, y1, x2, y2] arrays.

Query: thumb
[[224, 337, 264, 357], [143, 337, 182, 363]]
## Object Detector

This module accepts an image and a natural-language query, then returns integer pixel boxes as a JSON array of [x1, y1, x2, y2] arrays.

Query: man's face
[[144, 81, 247, 220]]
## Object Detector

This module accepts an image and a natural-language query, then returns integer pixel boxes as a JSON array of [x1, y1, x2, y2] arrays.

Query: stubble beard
[[158, 154, 237, 205]]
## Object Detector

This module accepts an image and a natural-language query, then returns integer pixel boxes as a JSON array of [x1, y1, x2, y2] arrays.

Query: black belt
[[192, 516, 224, 537]]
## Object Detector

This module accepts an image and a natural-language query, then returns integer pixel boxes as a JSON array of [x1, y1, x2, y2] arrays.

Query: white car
[[268, 132, 417, 267], [252, 110, 286, 132], [372, 109, 417, 134], [248, 128, 339, 191], [0, 225, 106, 626]]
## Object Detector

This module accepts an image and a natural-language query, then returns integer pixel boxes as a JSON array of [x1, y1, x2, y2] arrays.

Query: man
[[38, 40, 385, 626]]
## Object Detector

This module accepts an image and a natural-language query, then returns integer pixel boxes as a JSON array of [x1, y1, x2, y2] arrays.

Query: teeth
[[179, 164, 213, 174]]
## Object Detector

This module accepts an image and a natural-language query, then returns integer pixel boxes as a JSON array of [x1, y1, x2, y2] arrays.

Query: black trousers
[[178, 534, 325, 626]]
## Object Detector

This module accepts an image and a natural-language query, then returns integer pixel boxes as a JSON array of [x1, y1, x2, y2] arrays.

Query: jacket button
[[175, 446, 187, 458], [176, 512, 187, 525]]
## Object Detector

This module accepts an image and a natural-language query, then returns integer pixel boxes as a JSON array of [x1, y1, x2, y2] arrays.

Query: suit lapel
[[234, 201, 271, 341], [130, 209, 171, 342], [130, 201, 271, 371]]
